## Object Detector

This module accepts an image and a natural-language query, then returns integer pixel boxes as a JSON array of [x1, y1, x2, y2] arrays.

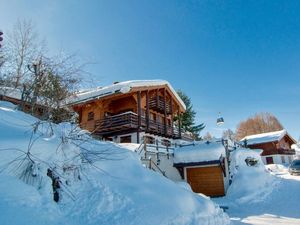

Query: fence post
[[144, 137, 147, 159], [167, 145, 169, 159]]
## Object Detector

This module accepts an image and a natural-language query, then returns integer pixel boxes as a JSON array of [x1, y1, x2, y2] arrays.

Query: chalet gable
[[240, 130, 296, 146]]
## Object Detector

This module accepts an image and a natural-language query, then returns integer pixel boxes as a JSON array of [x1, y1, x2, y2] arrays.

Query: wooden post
[[170, 97, 174, 137], [146, 90, 150, 131], [156, 89, 159, 108], [163, 88, 167, 136], [156, 139, 159, 164], [137, 91, 141, 143], [167, 145, 169, 159], [178, 106, 182, 139], [144, 137, 147, 159]]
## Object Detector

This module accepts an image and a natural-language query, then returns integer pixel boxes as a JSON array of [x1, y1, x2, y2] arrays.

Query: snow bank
[[0, 101, 229, 225], [0, 174, 72, 225], [174, 142, 225, 164], [226, 148, 277, 204]]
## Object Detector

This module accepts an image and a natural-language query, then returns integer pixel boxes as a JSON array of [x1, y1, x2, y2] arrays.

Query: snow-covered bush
[[227, 148, 277, 204]]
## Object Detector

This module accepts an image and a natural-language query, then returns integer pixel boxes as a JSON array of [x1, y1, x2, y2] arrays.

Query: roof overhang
[[68, 80, 186, 111], [174, 160, 221, 168]]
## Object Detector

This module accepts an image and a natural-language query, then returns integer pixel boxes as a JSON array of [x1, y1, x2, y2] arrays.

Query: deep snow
[[0, 101, 229, 225], [213, 149, 300, 225]]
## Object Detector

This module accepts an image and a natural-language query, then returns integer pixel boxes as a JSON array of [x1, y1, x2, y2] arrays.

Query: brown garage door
[[186, 166, 225, 197]]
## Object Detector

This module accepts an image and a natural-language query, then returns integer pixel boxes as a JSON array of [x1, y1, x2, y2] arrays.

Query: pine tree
[[177, 90, 205, 140]]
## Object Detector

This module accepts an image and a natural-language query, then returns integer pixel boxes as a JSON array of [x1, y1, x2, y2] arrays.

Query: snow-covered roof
[[240, 130, 288, 145], [0, 87, 22, 100], [68, 80, 186, 110], [174, 142, 226, 164]]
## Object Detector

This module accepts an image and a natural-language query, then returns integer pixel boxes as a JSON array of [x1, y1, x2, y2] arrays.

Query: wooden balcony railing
[[94, 111, 182, 138], [94, 112, 139, 135], [149, 96, 171, 114], [261, 148, 296, 156], [146, 119, 179, 138]]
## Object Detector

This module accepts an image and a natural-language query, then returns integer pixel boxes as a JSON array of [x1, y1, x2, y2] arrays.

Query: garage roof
[[174, 141, 226, 164]]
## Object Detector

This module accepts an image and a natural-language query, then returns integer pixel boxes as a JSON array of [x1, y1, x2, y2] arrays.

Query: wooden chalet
[[241, 130, 296, 165], [0, 87, 46, 118], [69, 80, 191, 144]]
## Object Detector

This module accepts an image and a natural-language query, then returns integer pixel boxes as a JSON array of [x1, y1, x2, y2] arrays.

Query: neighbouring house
[[0, 87, 46, 118], [68, 80, 194, 144], [240, 130, 296, 165], [173, 141, 230, 197]]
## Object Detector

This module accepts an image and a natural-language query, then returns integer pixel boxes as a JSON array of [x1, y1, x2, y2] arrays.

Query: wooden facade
[[0, 94, 46, 119], [71, 84, 186, 142], [246, 134, 296, 157]]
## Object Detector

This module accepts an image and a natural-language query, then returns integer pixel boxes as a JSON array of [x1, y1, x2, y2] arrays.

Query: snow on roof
[[68, 80, 186, 110], [174, 141, 226, 164], [240, 130, 287, 145], [0, 87, 22, 100]]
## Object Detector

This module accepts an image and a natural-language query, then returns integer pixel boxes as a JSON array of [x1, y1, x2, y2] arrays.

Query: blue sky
[[1, 0, 300, 139]]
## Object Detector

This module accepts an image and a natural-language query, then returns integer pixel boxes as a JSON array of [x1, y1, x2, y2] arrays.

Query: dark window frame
[[87, 111, 94, 121]]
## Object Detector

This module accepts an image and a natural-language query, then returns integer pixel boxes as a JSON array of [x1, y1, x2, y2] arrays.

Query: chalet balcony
[[94, 112, 139, 136], [149, 96, 171, 114], [94, 111, 181, 138], [261, 148, 296, 156], [146, 119, 180, 138]]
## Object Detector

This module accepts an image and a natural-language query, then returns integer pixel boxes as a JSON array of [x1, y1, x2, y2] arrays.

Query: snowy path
[[214, 166, 300, 225]]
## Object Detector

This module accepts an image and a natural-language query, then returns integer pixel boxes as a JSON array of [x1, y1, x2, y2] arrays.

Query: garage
[[186, 166, 225, 197], [173, 141, 230, 197]]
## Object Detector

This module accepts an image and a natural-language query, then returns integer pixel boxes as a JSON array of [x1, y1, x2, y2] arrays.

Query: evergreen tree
[[177, 90, 205, 140]]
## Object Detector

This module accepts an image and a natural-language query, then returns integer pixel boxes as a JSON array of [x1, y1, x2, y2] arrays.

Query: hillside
[[0, 101, 229, 225]]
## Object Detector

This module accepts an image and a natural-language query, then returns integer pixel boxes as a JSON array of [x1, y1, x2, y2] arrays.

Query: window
[[281, 155, 286, 164], [288, 156, 293, 163], [37, 107, 44, 115], [266, 157, 274, 164], [120, 135, 132, 143], [87, 111, 94, 121]]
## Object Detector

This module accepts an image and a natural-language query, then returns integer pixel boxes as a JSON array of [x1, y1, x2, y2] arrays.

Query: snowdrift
[[0, 101, 229, 225], [226, 148, 277, 204]]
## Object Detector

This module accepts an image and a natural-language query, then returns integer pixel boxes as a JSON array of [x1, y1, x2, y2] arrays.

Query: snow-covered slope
[[0, 101, 229, 225], [213, 149, 300, 224]]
